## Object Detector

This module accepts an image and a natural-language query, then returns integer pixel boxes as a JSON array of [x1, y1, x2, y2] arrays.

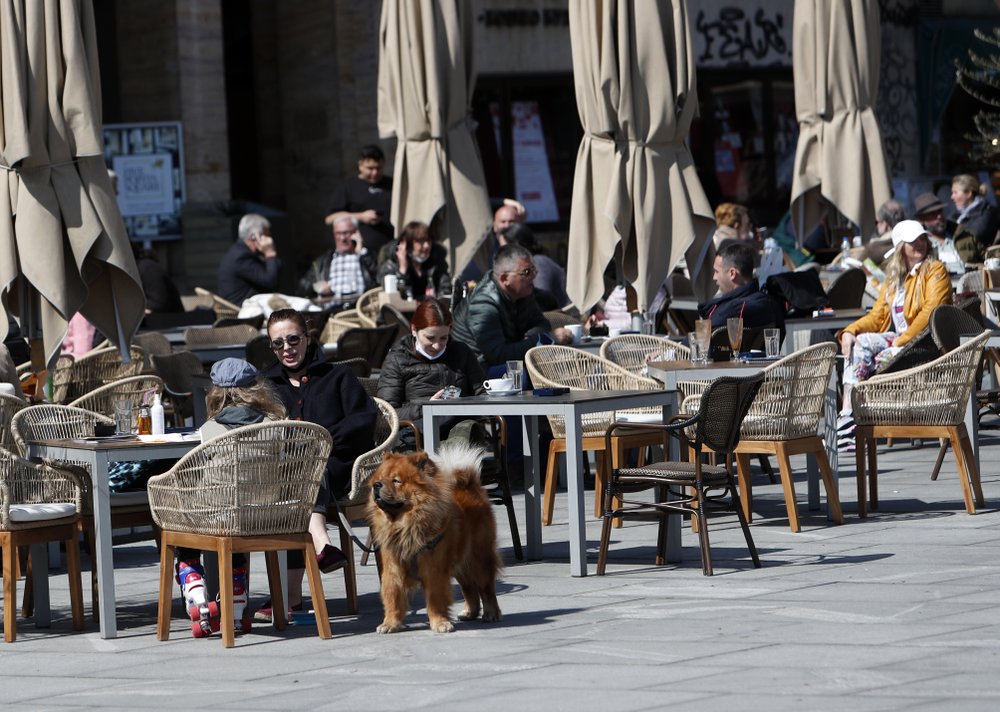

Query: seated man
[[217, 213, 282, 305], [699, 241, 785, 331], [451, 243, 571, 373], [299, 216, 378, 305]]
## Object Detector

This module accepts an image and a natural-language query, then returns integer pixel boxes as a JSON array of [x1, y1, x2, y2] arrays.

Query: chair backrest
[[931, 304, 985, 353], [194, 287, 240, 320], [355, 288, 383, 328], [143, 309, 216, 330], [344, 397, 399, 505], [695, 372, 765, 454], [0, 393, 28, 452], [741, 342, 837, 440], [151, 351, 205, 396], [525, 345, 658, 392], [214, 314, 264, 330], [68, 375, 166, 417], [336, 325, 398, 370], [825, 267, 867, 309], [320, 311, 362, 344], [245, 335, 279, 371], [147, 420, 332, 536], [378, 304, 411, 342], [133, 332, 173, 370], [183, 324, 259, 347], [332, 357, 371, 379], [600, 334, 691, 375], [50, 346, 146, 404], [11, 404, 113, 457], [872, 327, 937, 376]]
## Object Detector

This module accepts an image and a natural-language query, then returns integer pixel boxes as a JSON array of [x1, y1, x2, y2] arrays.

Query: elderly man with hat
[[834, 220, 953, 450], [914, 191, 964, 273]]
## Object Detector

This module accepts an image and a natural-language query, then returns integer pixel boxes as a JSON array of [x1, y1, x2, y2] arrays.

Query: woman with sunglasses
[[259, 308, 377, 620]]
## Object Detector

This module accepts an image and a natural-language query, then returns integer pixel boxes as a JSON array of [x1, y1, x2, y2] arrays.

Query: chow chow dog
[[367, 443, 502, 633]]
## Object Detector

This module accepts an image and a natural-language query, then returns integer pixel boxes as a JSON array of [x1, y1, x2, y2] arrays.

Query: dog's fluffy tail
[[433, 441, 486, 488]]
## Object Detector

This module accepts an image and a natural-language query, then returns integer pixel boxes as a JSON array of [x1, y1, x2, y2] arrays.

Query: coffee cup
[[986, 258, 1000, 271], [383, 274, 399, 293], [566, 324, 583, 344], [484, 377, 513, 392]]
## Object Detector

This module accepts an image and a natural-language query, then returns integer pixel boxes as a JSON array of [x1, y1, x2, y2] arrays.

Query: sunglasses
[[506, 267, 537, 278], [270, 333, 305, 350]]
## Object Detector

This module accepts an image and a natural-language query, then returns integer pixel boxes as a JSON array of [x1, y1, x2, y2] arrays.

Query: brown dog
[[367, 443, 502, 633]]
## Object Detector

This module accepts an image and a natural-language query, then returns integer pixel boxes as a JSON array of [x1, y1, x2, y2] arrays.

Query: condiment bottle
[[137, 404, 152, 435], [151, 394, 165, 436]]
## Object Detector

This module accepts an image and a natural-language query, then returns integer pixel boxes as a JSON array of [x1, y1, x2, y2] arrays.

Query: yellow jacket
[[840, 259, 952, 347]]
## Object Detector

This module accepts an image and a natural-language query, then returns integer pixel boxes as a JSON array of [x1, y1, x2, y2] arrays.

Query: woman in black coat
[[377, 298, 486, 441], [376, 221, 452, 300]]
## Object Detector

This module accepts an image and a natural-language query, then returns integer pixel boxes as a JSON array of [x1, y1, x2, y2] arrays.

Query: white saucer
[[485, 388, 520, 397]]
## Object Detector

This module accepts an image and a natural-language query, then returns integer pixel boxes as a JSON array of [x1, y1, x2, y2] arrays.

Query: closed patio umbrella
[[566, 0, 715, 311], [790, 0, 892, 243], [377, 0, 492, 279], [0, 0, 144, 367]]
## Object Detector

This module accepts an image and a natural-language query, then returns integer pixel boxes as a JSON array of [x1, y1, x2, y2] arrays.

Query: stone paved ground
[[4, 431, 1000, 711]]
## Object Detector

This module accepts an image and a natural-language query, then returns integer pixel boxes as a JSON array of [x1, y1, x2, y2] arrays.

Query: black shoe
[[317, 544, 347, 574]]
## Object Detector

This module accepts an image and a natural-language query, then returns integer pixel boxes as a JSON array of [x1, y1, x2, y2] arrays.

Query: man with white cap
[[834, 220, 953, 449]]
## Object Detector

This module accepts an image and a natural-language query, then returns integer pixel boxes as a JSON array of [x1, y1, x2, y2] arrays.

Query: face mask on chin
[[414, 339, 445, 361], [411, 251, 429, 265]]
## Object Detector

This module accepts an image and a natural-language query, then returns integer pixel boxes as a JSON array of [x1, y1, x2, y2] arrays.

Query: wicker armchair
[[525, 345, 664, 526], [355, 288, 383, 328], [329, 397, 399, 613], [150, 351, 205, 427], [133, 332, 173, 371], [731, 343, 843, 532], [599, 334, 691, 375], [50, 346, 146, 404], [336, 325, 397, 371], [68, 375, 166, 418], [852, 331, 990, 517], [0, 393, 28, 452], [183, 324, 259, 348], [596, 373, 765, 576], [194, 286, 241, 320], [825, 267, 867, 309], [148, 420, 333, 646], [1, 448, 85, 642], [320, 311, 363, 344]]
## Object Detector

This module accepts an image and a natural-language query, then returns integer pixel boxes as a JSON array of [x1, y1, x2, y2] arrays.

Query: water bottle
[[840, 236, 851, 263], [151, 393, 165, 436]]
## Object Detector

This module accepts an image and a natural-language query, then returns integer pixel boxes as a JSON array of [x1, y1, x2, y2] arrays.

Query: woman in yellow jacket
[[836, 220, 953, 445]]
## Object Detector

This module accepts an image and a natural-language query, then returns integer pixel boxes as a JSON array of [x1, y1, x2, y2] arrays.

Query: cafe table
[[782, 308, 867, 353], [26, 434, 200, 638], [646, 358, 840, 513], [422, 389, 675, 577]]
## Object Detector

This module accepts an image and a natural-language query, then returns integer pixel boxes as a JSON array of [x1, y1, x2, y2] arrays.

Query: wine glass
[[726, 317, 743, 361]]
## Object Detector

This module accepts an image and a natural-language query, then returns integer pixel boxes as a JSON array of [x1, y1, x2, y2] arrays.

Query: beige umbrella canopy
[[0, 0, 144, 367], [377, 0, 492, 278], [790, 0, 892, 243], [566, 0, 716, 311]]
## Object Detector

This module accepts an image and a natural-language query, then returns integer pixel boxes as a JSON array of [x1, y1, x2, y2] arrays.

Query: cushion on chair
[[8, 502, 77, 523], [615, 461, 731, 486]]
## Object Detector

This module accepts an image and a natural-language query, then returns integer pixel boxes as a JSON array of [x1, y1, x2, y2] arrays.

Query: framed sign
[[102, 122, 186, 240]]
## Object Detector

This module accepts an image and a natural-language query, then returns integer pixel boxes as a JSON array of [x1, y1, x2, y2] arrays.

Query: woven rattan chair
[[183, 324, 259, 348], [244, 335, 279, 371], [596, 372, 766, 576], [10, 404, 158, 618], [320, 311, 363, 344], [1, 449, 85, 642], [336, 325, 397, 371], [600, 334, 691, 375], [354, 288, 383, 328], [50, 346, 146, 404], [378, 303, 411, 341], [194, 287, 241, 320], [133, 332, 173, 371], [825, 267, 867, 309], [852, 331, 990, 517], [525, 345, 664, 526], [148, 420, 333, 647], [732, 343, 844, 532], [0, 393, 28, 452], [214, 315, 264, 330], [68, 375, 166, 418], [151, 351, 205, 427], [329, 397, 399, 613]]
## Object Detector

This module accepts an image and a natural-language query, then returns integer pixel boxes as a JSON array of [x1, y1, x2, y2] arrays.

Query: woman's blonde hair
[[952, 173, 985, 197], [205, 378, 286, 421], [714, 202, 748, 230], [884, 234, 932, 295]]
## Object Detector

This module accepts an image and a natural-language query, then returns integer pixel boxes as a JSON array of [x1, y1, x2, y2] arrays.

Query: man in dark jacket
[[451, 243, 571, 372], [298, 216, 378, 305], [217, 213, 282, 304], [699, 241, 785, 330]]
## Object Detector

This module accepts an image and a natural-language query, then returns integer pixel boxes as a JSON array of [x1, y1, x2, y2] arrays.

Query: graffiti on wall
[[692, 2, 793, 68]]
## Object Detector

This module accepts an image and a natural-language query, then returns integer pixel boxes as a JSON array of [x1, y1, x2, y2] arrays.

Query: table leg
[[563, 411, 587, 576], [92, 451, 118, 638], [523, 416, 542, 561]]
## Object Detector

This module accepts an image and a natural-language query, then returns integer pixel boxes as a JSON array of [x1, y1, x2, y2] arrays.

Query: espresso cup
[[566, 324, 583, 344], [484, 377, 514, 392]]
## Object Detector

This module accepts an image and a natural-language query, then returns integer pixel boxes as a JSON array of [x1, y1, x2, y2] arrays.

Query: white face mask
[[414, 339, 445, 360], [411, 251, 429, 265]]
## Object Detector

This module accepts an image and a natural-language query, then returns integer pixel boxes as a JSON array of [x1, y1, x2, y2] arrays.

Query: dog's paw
[[457, 607, 479, 621], [481, 607, 502, 623], [430, 619, 455, 633], [376, 621, 405, 634]]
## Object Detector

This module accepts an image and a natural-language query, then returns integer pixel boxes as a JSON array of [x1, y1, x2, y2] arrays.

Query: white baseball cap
[[884, 219, 929, 258]]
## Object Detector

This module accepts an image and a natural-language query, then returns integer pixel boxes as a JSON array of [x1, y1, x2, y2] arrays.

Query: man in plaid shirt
[[298, 216, 377, 306]]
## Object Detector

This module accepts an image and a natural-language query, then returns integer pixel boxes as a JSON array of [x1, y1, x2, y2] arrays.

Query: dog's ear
[[381, 451, 401, 465], [408, 451, 437, 477]]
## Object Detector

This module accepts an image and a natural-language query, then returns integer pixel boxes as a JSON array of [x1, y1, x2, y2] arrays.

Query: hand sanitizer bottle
[[151, 393, 165, 436]]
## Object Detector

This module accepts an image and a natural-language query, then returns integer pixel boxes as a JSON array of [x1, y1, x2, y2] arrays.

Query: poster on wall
[[511, 101, 560, 223], [102, 122, 186, 241]]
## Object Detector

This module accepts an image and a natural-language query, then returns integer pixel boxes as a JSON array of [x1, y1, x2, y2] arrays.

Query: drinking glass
[[505, 360, 523, 391], [764, 328, 781, 358], [727, 317, 743, 361], [113, 399, 133, 435], [694, 319, 712, 365]]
